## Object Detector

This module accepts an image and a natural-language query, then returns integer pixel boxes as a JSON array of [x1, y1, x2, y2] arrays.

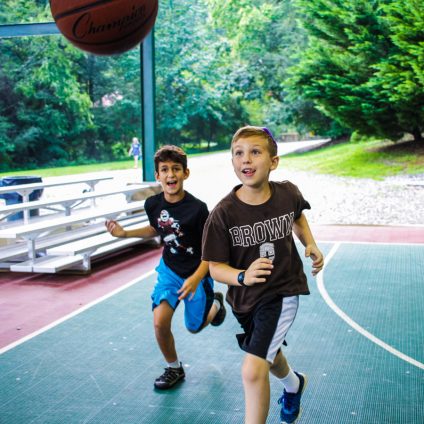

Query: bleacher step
[[10, 255, 84, 273]]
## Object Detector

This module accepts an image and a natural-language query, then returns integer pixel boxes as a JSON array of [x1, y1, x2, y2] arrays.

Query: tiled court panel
[[0, 243, 423, 423]]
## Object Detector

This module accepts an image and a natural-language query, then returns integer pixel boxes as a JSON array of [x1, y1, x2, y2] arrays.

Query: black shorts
[[233, 295, 299, 363]]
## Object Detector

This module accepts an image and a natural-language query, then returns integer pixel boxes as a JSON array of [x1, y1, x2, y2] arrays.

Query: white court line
[[0, 269, 156, 355], [317, 242, 424, 370]]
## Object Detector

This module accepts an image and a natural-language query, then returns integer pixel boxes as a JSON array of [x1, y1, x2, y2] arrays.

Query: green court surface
[[0, 242, 423, 423]]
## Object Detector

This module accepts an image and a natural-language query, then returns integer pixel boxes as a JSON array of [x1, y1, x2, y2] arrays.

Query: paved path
[[41, 138, 423, 226], [41, 139, 329, 209]]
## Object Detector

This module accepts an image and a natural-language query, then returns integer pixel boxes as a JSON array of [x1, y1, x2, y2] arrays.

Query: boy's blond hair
[[231, 126, 278, 157]]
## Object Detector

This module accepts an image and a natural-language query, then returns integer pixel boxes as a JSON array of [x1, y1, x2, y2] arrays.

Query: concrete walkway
[[41, 139, 330, 210], [40, 138, 424, 226]]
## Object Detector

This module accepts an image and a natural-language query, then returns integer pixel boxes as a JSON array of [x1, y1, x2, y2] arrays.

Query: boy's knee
[[153, 320, 171, 337], [242, 356, 268, 385]]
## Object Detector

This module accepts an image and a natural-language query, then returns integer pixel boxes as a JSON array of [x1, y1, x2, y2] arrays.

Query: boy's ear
[[154, 171, 159, 181], [270, 155, 279, 170], [184, 168, 190, 179]]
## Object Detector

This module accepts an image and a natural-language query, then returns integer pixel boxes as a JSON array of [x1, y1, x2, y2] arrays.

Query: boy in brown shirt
[[202, 126, 324, 423]]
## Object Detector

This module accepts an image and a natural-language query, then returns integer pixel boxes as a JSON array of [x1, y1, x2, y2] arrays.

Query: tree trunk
[[412, 127, 423, 143]]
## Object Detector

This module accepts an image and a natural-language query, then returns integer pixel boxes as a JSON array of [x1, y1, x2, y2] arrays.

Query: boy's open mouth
[[242, 168, 255, 176]]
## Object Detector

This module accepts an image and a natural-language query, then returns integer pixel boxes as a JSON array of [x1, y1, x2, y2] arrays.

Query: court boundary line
[[317, 242, 424, 370], [0, 269, 156, 356]]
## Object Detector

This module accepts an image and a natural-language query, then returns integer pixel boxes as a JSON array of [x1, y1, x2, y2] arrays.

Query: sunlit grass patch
[[281, 140, 423, 179]]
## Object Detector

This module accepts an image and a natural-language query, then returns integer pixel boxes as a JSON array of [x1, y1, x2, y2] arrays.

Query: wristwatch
[[237, 271, 247, 287]]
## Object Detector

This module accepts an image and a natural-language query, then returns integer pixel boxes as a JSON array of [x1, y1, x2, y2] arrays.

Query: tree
[[377, 0, 424, 141], [151, 0, 247, 150], [206, 0, 340, 137], [0, 0, 98, 169], [287, 0, 423, 142]]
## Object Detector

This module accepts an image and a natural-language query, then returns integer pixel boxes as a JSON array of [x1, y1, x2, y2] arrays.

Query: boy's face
[[155, 160, 189, 202], [231, 135, 279, 188]]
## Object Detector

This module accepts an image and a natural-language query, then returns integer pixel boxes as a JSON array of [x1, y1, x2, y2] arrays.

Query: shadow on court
[[0, 242, 423, 423]]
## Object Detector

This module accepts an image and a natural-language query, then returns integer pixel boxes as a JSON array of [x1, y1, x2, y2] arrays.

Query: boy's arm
[[178, 260, 210, 300], [292, 213, 324, 276], [209, 258, 273, 287], [105, 219, 158, 239]]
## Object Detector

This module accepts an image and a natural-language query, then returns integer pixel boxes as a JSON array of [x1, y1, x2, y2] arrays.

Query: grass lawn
[[1, 139, 423, 180], [281, 139, 424, 179], [0, 160, 137, 178]]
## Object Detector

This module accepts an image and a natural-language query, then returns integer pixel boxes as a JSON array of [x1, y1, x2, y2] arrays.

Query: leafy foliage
[[287, 0, 423, 142], [0, 0, 422, 172]]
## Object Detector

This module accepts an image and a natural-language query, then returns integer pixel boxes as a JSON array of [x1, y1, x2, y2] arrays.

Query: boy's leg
[[242, 353, 271, 424], [153, 301, 185, 390], [234, 295, 303, 423], [151, 260, 186, 389], [153, 300, 177, 363], [271, 346, 307, 424], [270, 350, 290, 378], [151, 261, 181, 362]]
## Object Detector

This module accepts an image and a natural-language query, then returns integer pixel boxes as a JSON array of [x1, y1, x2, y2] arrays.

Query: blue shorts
[[151, 259, 214, 332]]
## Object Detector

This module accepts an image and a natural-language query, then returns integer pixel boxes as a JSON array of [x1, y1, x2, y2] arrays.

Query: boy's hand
[[105, 220, 126, 238], [305, 245, 324, 276], [245, 257, 274, 286], [178, 276, 200, 301]]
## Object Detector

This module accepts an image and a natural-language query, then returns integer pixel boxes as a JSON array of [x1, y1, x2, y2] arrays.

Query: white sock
[[167, 360, 180, 369], [280, 368, 300, 393], [213, 299, 221, 312]]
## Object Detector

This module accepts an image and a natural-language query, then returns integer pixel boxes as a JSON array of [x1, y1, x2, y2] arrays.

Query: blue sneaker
[[278, 372, 307, 423]]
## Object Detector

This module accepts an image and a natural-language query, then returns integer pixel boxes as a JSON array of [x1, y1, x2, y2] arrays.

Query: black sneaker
[[211, 292, 226, 326], [154, 363, 185, 390]]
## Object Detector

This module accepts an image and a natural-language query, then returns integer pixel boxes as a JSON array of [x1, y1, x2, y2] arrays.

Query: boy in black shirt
[[106, 145, 226, 389]]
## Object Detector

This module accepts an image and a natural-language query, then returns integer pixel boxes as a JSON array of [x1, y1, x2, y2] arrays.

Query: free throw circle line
[[317, 242, 424, 370]]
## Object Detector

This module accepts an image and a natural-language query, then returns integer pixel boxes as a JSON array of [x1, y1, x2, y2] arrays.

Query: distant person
[[106, 145, 226, 390], [128, 137, 141, 168], [202, 126, 324, 423]]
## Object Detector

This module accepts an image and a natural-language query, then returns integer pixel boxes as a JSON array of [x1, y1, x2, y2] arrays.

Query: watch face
[[238, 271, 245, 283]]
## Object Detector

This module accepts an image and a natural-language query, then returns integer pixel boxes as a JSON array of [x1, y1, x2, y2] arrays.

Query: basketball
[[49, 0, 159, 55]]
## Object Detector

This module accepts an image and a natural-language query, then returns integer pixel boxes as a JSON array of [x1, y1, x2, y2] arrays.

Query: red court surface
[[0, 245, 162, 351], [1, 224, 423, 351]]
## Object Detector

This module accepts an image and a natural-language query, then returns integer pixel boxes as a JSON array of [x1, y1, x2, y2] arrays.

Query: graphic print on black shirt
[[145, 191, 209, 278], [157, 209, 194, 255]]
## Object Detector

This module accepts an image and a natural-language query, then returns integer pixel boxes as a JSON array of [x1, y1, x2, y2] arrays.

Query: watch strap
[[237, 271, 247, 287]]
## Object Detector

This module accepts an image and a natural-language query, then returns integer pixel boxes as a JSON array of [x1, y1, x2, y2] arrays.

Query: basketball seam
[[53, 0, 117, 21]]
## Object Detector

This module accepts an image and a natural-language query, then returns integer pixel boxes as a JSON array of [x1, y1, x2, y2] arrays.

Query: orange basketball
[[49, 0, 159, 55]]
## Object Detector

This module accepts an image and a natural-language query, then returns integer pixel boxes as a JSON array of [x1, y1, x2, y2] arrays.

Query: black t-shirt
[[145, 191, 209, 278], [202, 181, 311, 313]]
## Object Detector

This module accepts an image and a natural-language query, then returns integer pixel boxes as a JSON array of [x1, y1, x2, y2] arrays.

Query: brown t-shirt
[[202, 181, 311, 313]]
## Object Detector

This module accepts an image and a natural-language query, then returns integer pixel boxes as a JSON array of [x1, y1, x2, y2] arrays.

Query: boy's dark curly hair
[[154, 145, 187, 172]]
